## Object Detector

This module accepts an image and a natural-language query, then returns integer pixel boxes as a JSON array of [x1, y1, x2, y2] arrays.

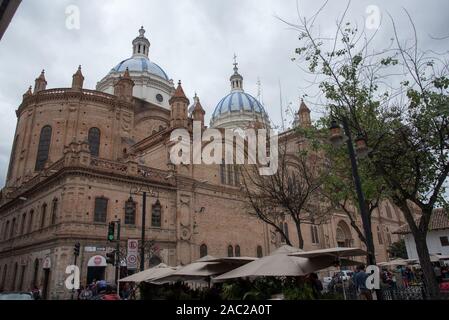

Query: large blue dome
[[112, 57, 169, 81], [212, 91, 267, 119]]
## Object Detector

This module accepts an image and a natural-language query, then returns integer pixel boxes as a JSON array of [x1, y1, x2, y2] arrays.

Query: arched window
[[377, 226, 383, 245], [311, 225, 320, 244], [6, 134, 19, 180], [4, 221, 10, 240], [12, 262, 18, 291], [94, 197, 108, 223], [386, 227, 392, 245], [200, 244, 208, 258], [18, 265, 26, 291], [385, 203, 393, 218], [220, 161, 226, 184], [20, 212, 27, 235], [51, 199, 58, 225], [88, 128, 101, 157], [40, 203, 47, 229], [0, 264, 7, 291], [235, 245, 241, 257], [35, 126, 52, 171], [10, 218, 16, 239], [124, 197, 136, 225], [227, 245, 234, 257], [32, 259, 39, 288], [256, 245, 263, 258], [151, 201, 162, 227], [28, 210, 34, 233]]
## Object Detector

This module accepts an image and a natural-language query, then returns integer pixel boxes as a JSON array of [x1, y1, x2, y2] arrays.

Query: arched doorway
[[86, 255, 107, 285], [336, 221, 353, 247]]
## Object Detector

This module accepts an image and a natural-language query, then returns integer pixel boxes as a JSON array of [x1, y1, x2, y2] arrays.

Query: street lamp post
[[329, 116, 375, 266]]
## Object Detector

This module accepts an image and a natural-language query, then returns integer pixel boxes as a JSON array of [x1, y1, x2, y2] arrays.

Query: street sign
[[127, 239, 139, 270]]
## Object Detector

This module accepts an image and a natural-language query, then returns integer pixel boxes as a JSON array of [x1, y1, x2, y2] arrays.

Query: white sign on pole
[[127, 239, 139, 270]]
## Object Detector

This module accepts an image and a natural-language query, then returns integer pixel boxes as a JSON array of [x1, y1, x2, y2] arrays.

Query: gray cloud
[[0, 0, 448, 187]]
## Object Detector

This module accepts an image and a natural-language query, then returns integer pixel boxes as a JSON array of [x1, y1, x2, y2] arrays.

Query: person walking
[[354, 264, 373, 300]]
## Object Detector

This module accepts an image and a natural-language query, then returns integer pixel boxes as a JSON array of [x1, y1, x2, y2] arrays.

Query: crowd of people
[[75, 279, 137, 300]]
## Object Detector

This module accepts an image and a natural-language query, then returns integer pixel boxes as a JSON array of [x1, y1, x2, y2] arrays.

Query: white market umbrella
[[377, 259, 409, 267], [288, 247, 367, 259], [152, 255, 255, 284], [214, 245, 337, 281], [119, 263, 179, 283]]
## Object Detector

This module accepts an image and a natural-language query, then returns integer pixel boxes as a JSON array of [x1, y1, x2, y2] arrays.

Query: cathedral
[[0, 27, 404, 299]]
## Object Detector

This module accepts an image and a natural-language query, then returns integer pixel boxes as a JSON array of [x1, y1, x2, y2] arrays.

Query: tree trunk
[[294, 221, 304, 249], [413, 232, 440, 299]]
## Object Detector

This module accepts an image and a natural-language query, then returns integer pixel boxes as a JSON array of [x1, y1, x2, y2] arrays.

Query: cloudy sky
[[0, 0, 449, 186]]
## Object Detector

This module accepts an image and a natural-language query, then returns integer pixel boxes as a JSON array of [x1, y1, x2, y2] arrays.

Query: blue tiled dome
[[212, 91, 267, 119], [112, 57, 169, 81]]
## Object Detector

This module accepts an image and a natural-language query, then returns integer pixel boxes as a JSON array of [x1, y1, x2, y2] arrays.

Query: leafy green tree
[[388, 239, 408, 259], [286, 4, 448, 298]]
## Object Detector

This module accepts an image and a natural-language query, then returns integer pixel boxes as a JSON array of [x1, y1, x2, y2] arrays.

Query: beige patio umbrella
[[377, 259, 409, 267], [288, 247, 367, 259], [214, 245, 338, 281], [119, 263, 179, 283], [152, 255, 256, 284]]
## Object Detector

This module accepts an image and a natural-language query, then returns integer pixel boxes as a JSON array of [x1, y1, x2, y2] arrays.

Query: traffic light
[[106, 250, 116, 266], [74, 242, 81, 256], [107, 222, 115, 242]]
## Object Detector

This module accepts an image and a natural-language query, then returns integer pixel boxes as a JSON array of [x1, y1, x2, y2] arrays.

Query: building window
[[220, 161, 226, 184], [256, 245, 263, 258], [6, 134, 19, 181], [12, 263, 18, 291], [227, 165, 234, 186], [0, 264, 7, 291], [234, 166, 240, 185], [284, 222, 289, 242], [4, 221, 10, 240], [28, 210, 34, 233], [385, 203, 393, 218], [35, 125, 52, 171], [440, 236, 449, 247], [151, 200, 162, 228], [51, 199, 58, 225], [311, 225, 320, 244], [125, 197, 136, 225], [235, 245, 241, 257], [200, 244, 208, 258], [227, 245, 234, 257], [386, 227, 392, 245], [88, 127, 101, 157], [18, 265, 26, 291], [377, 226, 383, 245], [32, 259, 39, 288], [40, 203, 47, 229], [10, 218, 16, 239], [20, 213, 26, 235], [94, 197, 108, 223]]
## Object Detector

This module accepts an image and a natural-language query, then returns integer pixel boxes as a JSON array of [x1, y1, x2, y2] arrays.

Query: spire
[[169, 81, 190, 128], [123, 67, 131, 79], [34, 69, 47, 93], [72, 65, 85, 90], [23, 86, 33, 100], [230, 54, 243, 92], [170, 80, 190, 105], [192, 93, 206, 128], [295, 98, 311, 127], [132, 26, 150, 57]]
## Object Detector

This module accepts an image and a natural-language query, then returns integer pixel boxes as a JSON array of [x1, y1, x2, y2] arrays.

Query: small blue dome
[[212, 91, 267, 119], [112, 57, 169, 81]]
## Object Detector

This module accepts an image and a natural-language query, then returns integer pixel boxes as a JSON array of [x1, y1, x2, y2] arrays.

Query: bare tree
[[241, 132, 332, 249]]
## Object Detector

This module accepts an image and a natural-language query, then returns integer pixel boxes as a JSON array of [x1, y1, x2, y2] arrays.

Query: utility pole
[[115, 219, 121, 284]]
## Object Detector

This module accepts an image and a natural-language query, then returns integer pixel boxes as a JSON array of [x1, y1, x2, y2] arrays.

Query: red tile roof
[[393, 208, 449, 234]]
